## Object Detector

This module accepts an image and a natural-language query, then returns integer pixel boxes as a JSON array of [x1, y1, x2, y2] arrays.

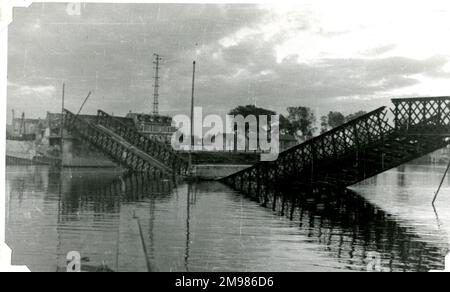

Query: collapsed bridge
[[221, 97, 450, 195], [63, 109, 189, 176], [63, 97, 450, 193]]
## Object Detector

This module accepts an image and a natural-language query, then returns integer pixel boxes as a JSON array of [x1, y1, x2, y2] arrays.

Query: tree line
[[229, 105, 367, 142]]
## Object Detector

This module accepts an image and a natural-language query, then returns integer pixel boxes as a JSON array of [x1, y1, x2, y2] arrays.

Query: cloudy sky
[[6, 1, 450, 122]]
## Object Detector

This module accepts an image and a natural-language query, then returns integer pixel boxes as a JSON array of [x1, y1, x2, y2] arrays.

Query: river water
[[5, 164, 450, 272]]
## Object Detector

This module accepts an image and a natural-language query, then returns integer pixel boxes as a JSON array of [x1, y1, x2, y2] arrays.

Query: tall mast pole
[[153, 53, 162, 115], [190, 61, 196, 148], [189, 61, 196, 173], [60, 83, 65, 159]]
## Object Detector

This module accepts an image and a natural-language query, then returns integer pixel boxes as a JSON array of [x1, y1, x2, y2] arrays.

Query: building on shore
[[125, 112, 177, 144], [6, 113, 46, 165], [280, 134, 297, 151], [7, 113, 45, 141]]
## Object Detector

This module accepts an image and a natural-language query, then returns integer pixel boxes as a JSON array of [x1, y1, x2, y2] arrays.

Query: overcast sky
[[6, 1, 450, 122]]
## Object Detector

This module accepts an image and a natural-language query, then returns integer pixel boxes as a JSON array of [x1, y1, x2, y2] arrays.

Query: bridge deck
[[96, 125, 173, 173]]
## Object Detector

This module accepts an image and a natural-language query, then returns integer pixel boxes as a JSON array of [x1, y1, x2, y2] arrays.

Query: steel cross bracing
[[222, 97, 450, 195], [63, 109, 188, 176]]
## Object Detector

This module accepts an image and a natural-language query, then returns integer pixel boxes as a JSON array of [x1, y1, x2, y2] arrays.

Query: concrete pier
[[62, 135, 117, 168]]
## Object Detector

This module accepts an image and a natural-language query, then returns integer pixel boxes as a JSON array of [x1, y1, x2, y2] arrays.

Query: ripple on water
[[5, 164, 449, 272]]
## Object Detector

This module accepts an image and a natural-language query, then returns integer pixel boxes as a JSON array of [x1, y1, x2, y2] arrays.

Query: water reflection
[[398, 165, 406, 187], [6, 166, 178, 272], [5, 165, 449, 272], [185, 184, 192, 272], [245, 185, 448, 272]]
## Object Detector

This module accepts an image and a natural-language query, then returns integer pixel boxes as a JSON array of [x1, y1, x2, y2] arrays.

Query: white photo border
[[1, 0, 448, 273]]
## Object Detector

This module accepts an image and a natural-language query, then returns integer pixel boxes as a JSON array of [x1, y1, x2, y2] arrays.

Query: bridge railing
[[96, 110, 189, 175], [392, 96, 450, 134], [223, 107, 393, 191]]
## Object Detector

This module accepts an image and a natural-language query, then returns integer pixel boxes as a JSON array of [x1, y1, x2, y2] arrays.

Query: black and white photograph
[[1, 0, 450, 276]]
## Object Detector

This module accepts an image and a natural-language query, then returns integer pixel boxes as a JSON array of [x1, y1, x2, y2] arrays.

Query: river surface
[[5, 164, 450, 272]]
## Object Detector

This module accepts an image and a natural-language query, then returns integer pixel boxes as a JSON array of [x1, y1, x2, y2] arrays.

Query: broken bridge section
[[222, 97, 450, 195], [63, 109, 189, 176]]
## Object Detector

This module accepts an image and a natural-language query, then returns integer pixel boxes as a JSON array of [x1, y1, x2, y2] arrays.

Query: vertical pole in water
[[189, 61, 196, 175], [60, 83, 65, 166], [185, 183, 192, 271]]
